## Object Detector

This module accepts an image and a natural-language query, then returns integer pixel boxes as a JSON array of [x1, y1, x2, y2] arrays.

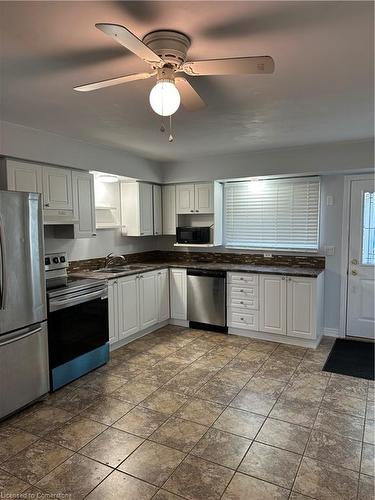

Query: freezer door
[[0, 322, 49, 419], [0, 191, 46, 334]]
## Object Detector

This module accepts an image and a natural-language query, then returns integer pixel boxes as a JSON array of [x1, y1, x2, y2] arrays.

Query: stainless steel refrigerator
[[0, 190, 49, 419]]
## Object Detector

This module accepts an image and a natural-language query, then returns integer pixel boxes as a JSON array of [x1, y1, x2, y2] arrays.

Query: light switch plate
[[264, 252, 273, 258]]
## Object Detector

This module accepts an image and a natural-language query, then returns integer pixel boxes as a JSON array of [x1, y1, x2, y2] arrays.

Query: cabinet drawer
[[228, 273, 259, 286], [230, 297, 258, 310], [228, 284, 258, 301], [228, 309, 259, 331]]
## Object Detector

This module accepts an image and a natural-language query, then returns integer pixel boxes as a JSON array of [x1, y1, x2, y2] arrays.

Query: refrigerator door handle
[[0, 217, 7, 310], [0, 324, 42, 347]]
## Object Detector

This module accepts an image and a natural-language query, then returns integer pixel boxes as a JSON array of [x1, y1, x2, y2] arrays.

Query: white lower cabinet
[[139, 271, 158, 330], [170, 268, 187, 320], [109, 269, 170, 345], [118, 275, 140, 339], [259, 275, 287, 335], [228, 272, 323, 342], [157, 269, 170, 322]]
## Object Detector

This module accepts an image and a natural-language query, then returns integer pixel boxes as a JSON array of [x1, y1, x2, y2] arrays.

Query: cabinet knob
[[195, 210, 199, 212], [44, 203, 50, 207], [240, 317, 244, 321], [240, 301, 244, 304], [190, 210, 194, 213]]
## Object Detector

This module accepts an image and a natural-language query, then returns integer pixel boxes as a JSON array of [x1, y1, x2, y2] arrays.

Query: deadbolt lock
[[351, 258, 358, 265]]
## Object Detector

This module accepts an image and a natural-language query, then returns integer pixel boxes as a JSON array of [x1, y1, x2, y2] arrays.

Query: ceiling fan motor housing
[[142, 30, 191, 69]]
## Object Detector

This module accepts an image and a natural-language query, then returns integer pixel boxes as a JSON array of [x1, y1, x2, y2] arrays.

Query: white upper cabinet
[[121, 182, 153, 236], [194, 183, 214, 213], [139, 271, 159, 330], [157, 269, 170, 322], [170, 268, 187, 320], [153, 184, 162, 235], [162, 184, 177, 235], [43, 166, 73, 210], [286, 276, 316, 339], [3, 160, 43, 194], [176, 184, 195, 214], [176, 183, 214, 214], [259, 274, 287, 335], [72, 170, 96, 238]]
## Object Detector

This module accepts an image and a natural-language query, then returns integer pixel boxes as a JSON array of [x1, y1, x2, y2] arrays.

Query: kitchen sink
[[93, 265, 144, 273]]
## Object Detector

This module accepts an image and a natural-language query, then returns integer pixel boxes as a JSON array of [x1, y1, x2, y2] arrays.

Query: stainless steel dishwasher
[[187, 269, 227, 332]]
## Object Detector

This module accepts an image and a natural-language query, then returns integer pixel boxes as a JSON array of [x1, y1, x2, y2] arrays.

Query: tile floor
[[0, 326, 374, 500]]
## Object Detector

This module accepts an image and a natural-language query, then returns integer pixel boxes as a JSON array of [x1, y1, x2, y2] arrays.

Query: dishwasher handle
[[186, 268, 226, 279]]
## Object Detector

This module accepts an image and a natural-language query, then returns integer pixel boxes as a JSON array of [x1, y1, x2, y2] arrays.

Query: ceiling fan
[[74, 23, 275, 117]]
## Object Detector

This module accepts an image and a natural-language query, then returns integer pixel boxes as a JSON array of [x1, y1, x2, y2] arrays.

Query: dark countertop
[[70, 261, 324, 280]]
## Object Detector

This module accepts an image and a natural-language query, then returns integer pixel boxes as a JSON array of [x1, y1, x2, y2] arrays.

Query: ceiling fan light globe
[[149, 81, 180, 116]]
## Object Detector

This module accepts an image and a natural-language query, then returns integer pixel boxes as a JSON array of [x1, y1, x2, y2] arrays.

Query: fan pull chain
[[160, 122, 165, 133], [168, 115, 174, 142]]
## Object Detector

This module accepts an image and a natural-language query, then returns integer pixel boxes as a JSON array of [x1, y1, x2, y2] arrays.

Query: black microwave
[[176, 226, 210, 244]]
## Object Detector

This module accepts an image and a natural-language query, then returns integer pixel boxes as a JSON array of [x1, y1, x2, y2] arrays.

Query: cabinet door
[[43, 166, 73, 210], [6, 161, 43, 194], [108, 280, 119, 345], [157, 269, 170, 322], [153, 185, 162, 235], [162, 184, 177, 235], [170, 268, 187, 320], [139, 271, 158, 329], [259, 275, 287, 335], [139, 183, 153, 236], [72, 171, 96, 238], [287, 277, 316, 339], [194, 183, 213, 213], [118, 275, 140, 338], [176, 184, 195, 214]]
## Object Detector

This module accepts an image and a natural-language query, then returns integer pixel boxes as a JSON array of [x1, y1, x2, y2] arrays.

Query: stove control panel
[[45, 252, 68, 271]]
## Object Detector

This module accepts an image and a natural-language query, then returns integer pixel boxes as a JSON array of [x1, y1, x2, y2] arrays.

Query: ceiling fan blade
[[74, 71, 155, 92], [175, 77, 206, 111], [183, 56, 274, 76], [95, 23, 163, 67]]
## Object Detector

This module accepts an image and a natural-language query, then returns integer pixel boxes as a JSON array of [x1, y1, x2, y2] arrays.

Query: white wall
[[0, 121, 163, 182], [161, 139, 373, 183], [44, 227, 158, 262]]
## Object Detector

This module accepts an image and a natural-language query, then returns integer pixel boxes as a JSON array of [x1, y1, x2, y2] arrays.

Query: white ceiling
[[1, 1, 373, 161]]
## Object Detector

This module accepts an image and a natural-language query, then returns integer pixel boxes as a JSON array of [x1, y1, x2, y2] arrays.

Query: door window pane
[[362, 191, 375, 265]]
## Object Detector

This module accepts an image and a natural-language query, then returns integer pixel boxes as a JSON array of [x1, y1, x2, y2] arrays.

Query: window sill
[[224, 246, 320, 254]]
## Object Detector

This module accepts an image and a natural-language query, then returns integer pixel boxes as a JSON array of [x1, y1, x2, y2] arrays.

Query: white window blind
[[224, 177, 320, 250]]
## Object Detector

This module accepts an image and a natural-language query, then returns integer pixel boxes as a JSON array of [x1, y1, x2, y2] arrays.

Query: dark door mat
[[323, 338, 374, 380]]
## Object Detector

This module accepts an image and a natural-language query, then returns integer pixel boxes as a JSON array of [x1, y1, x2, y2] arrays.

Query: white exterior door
[[346, 177, 375, 339], [157, 269, 170, 322], [139, 271, 158, 329], [162, 184, 177, 235], [176, 184, 195, 214], [170, 268, 187, 320], [72, 171, 96, 238], [43, 166, 73, 210], [118, 275, 140, 338], [194, 183, 214, 213], [139, 183, 153, 236], [287, 277, 316, 339], [153, 185, 162, 235], [6, 160, 43, 194], [259, 275, 286, 335]]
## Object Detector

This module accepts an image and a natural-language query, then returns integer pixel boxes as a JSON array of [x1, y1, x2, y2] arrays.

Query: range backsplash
[[68, 250, 325, 272]]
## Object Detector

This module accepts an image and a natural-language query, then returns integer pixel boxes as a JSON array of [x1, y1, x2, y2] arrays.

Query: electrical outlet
[[264, 252, 273, 258], [325, 246, 335, 256]]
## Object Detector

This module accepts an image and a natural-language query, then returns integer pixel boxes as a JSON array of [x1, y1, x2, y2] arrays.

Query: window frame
[[223, 176, 321, 253]]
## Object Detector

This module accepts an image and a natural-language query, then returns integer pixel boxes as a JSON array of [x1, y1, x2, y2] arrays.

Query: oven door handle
[[49, 289, 107, 312]]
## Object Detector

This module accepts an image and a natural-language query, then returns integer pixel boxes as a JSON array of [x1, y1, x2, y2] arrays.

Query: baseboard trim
[[323, 328, 341, 338], [110, 320, 169, 351], [228, 327, 322, 349], [169, 319, 189, 327]]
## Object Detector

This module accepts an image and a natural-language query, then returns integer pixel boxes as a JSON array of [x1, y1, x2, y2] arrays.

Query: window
[[362, 191, 375, 265], [224, 177, 320, 251]]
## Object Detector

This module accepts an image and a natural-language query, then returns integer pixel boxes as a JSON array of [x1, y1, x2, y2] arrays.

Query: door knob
[[351, 258, 358, 265], [351, 269, 358, 276]]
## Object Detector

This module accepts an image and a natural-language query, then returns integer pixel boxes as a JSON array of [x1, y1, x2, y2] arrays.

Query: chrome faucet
[[104, 253, 127, 268]]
